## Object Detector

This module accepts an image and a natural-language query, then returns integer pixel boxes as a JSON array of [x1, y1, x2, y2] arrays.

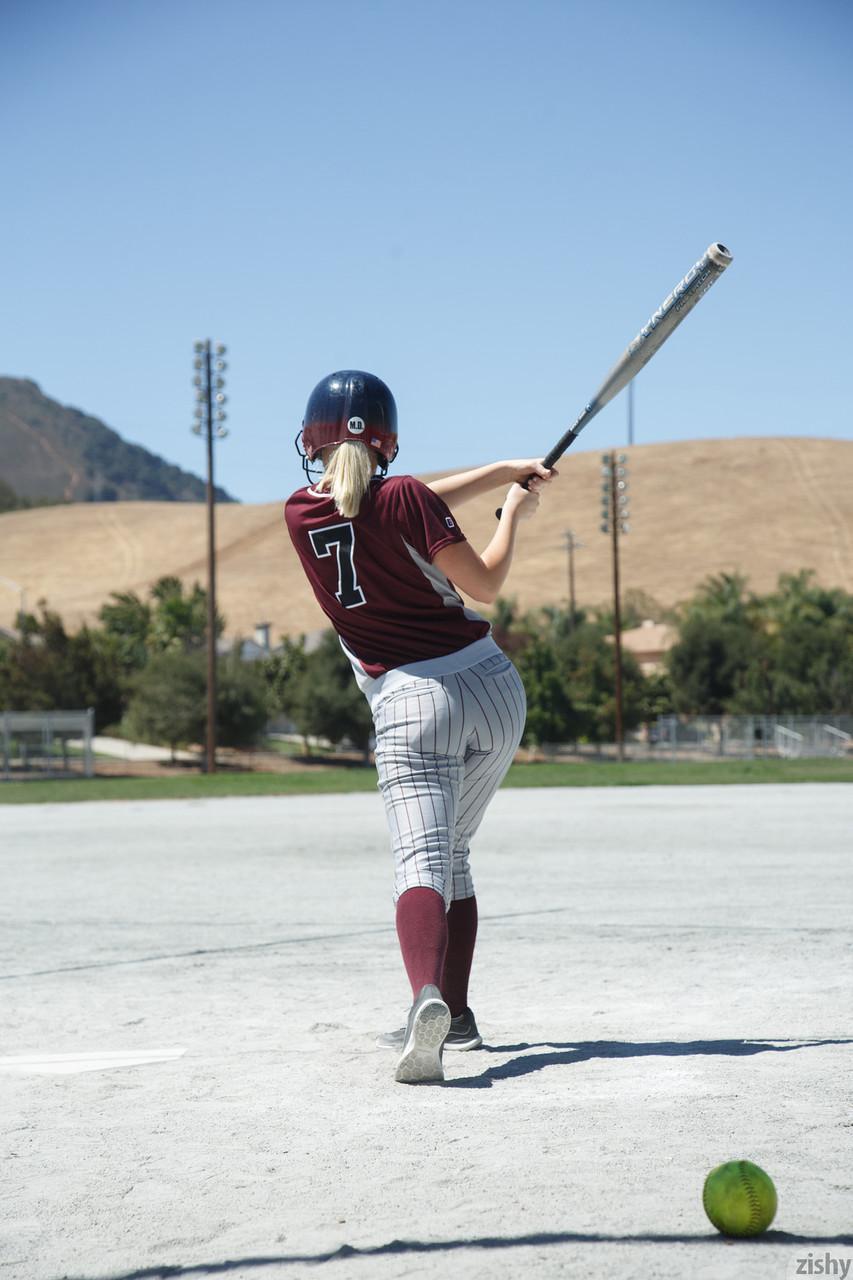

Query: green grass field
[[1, 756, 851, 803]]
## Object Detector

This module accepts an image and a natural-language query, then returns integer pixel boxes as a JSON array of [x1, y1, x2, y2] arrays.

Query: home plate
[[0, 1048, 186, 1075]]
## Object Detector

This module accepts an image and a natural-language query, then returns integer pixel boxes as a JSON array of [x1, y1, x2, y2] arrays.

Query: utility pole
[[192, 340, 229, 774], [562, 530, 584, 629], [628, 380, 635, 447], [600, 452, 631, 762]]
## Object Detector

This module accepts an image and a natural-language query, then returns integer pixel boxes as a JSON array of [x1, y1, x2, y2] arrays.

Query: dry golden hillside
[[1, 437, 852, 640]]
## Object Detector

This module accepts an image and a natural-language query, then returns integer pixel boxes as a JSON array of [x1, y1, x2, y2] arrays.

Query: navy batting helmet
[[297, 371, 398, 476]]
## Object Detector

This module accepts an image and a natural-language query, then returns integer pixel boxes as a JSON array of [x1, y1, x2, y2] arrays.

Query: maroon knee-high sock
[[395, 887, 448, 998], [441, 895, 478, 1017]]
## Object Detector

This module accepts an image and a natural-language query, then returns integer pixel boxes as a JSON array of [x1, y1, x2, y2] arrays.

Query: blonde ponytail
[[316, 441, 375, 518]]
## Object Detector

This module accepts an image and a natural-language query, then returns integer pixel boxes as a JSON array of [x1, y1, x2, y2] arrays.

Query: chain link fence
[[532, 714, 853, 761], [1, 710, 95, 781], [649, 714, 853, 760]]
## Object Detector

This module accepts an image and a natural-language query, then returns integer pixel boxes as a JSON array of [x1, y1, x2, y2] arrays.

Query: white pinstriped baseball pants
[[372, 651, 526, 906]]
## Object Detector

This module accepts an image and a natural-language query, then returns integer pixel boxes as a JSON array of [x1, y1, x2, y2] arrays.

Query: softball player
[[285, 371, 554, 1084]]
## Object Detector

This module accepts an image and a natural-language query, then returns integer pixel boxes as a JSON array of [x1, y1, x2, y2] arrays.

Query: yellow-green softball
[[702, 1160, 777, 1237]]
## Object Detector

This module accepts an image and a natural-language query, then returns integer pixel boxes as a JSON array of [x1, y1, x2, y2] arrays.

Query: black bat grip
[[493, 435, 574, 519]]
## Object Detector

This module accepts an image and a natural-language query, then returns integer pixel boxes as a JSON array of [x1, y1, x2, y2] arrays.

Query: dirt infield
[[2, 785, 852, 1280]]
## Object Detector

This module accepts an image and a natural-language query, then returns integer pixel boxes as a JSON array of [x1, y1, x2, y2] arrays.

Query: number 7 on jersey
[[309, 522, 367, 609]]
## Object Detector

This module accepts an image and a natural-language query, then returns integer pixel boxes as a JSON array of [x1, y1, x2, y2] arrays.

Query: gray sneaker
[[394, 984, 452, 1084], [379, 1005, 482, 1053]]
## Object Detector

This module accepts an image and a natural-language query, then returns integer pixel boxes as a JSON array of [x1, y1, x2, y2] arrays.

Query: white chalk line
[[0, 1047, 186, 1075]]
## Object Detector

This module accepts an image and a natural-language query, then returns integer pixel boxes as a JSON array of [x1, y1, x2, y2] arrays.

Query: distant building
[[217, 621, 274, 662], [217, 622, 328, 662], [610, 619, 676, 675]]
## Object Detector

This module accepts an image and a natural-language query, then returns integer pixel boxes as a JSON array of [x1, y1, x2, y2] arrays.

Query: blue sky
[[2, 0, 851, 502]]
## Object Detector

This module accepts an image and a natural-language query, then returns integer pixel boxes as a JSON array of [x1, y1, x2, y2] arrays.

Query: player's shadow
[[69, 1228, 853, 1278], [444, 1037, 853, 1089]]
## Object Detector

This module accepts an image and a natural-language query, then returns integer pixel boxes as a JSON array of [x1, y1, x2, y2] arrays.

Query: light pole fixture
[[192, 339, 229, 774], [600, 451, 631, 762]]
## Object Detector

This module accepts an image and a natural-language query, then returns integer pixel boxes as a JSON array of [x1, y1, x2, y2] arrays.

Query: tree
[[485, 603, 649, 747], [260, 637, 309, 720], [502, 604, 648, 747], [558, 619, 646, 743], [122, 652, 207, 759], [514, 636, 578, 747], [665, 572, 764, 715], [666, 614, 764, 715], [147, 576, 221, 654], [0, 479, 66, 513], [98, 591, 152, 673], [488, 597, 527, 657], [286, 631, 373, 758], [750, 571, 853, 713], [665, 571, 853, 716], [691, 571, 754, 621], [639, 670, 677, 722], [123, 649, 271, 758], [216, 650, 270, 748], [97, 573, 224, 670], [0, 604, 125, 730], [98, 576, 225, 667]]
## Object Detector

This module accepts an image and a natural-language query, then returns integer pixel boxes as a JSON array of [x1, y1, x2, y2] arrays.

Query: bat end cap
[[707, 242, 733, 267]]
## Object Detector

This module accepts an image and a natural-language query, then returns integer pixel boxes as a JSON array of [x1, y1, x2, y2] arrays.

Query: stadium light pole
[[192, 339, 229, 774], [600, 452, 630, 762]]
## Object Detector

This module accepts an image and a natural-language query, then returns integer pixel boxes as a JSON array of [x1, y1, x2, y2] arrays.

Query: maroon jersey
[[284, 475, 490, 679]]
